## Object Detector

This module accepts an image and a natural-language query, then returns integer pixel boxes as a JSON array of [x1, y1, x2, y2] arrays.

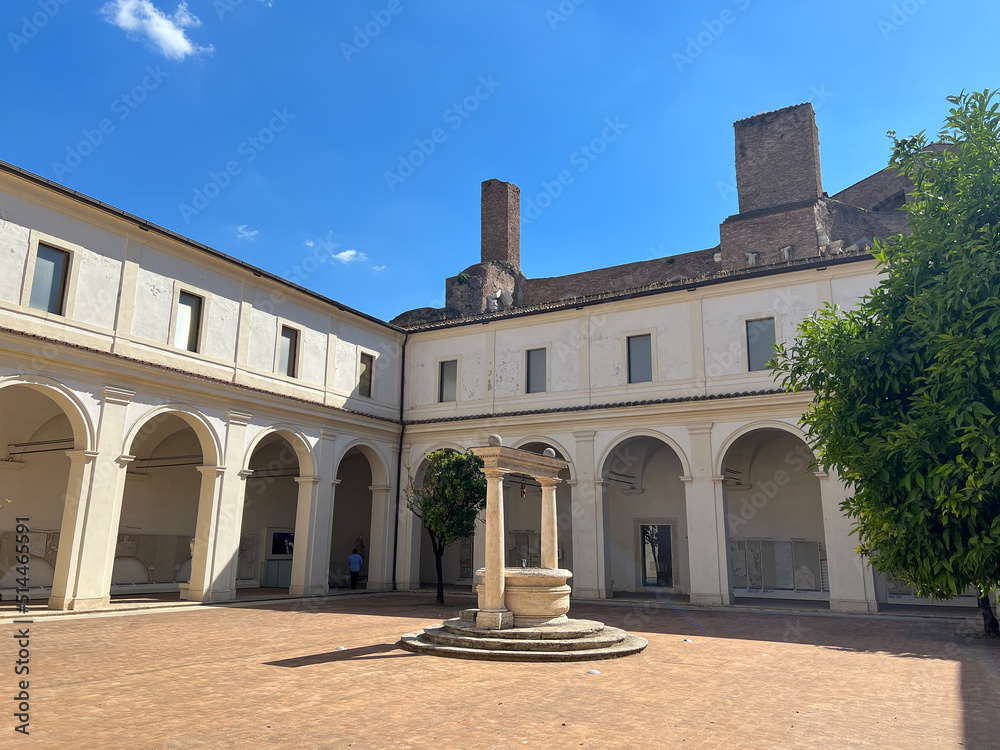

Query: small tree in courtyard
[[775, 90, 1000, 636], [405, 449, 487, 605]]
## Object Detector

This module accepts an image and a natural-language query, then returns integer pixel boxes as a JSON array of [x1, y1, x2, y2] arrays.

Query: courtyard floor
[[7, 593, 998, 748]]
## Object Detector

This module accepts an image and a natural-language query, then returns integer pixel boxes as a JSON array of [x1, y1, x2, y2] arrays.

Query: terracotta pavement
[[5, 593, 998, 748]]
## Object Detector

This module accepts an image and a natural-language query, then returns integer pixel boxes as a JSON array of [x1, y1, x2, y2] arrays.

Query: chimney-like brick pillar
[[734, 103, 823, 213], [481, 179, 520, 271]]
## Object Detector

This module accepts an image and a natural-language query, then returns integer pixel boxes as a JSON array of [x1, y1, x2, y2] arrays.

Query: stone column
[[569, 431, 607, 599], [476, 467, 512, 629], [539, 476, 561, 570], [594, 479, 613, 597], [684, 423, 731, 605], [316, 429, 338, 590], [367, 484, 393, 591], [186, 465, 226, 602], [49, 386, 134, 611], [193, 410, 251, 603], [47, 449, 98, 609], [289, 477, 327, 596], [818, 469, 877, 612]]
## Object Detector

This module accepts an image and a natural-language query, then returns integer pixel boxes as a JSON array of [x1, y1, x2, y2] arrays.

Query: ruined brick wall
[[735, 103, 823, 213], [521, 248, 718, 305], [720, 202, 820, 270]]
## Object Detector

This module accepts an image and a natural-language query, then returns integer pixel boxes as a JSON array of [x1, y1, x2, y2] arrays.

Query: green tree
[[775, 90, 1000, 636], [405, 449, 487, 605]]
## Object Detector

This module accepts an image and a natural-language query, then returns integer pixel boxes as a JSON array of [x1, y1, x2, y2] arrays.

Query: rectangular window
[[359, 352, 374, 398], [627, 334, 652, 383], [29, 244, 69, 315], [526, 348, 546, 394], [173, 291, 203, 352], [438, 359, 457, 402], [278, 326, 299, 377], [747, 317, 776, 371]]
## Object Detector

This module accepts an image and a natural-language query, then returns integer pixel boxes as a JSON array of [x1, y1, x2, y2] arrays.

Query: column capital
[[102, 386, 135, 406], [115, 453, 136, 467], [481, 467, 508, 480], [687, 423, 714, 436], [594, 479, 612, 488], [330, 478, 342, 487], [294, 476, 321, 485], [813, 470, 829, 479], [196, 465, 226, 477], [537, 476, 562, 487], [564, 480, 578, 487], [368, 484, 391, 493], [712, 475, 727, 484], [679, 475, 694, 484], [320, 428, 338, 440], [65, 450, 100, 464], [238, 469, 254, 479], [573, 430, 596, 441], [227, 410, 253, 426]]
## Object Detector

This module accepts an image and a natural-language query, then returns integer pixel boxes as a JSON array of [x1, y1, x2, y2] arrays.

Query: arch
[[122, 405, 222, 466], [0, 375, 95, 451], [512, 436, 577, 482], [242, 424, 317, 479], [334, 439, 389, 486], [713, 420, 812, 476], [597, 428, 692, 478]]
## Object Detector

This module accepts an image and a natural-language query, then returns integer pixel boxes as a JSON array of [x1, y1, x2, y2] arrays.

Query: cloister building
[[0, 103, 972, 614]]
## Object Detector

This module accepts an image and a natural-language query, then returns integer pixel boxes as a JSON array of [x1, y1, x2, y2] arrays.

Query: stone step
[[399, 631, 648, 662], [422, 625, 629, 652], [441, 617, 606, 640]]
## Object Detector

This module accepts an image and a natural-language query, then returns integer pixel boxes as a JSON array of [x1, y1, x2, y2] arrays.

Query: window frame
[[624, 330, 656, 385], [744, 315, 778, 372], [276, 322, 301, 379], [524, 345, 549, 395], [437, 357, 459, 403], [20, 230, 83, 319], [168, 284, 209, 354], [357, 349, 377, 399]]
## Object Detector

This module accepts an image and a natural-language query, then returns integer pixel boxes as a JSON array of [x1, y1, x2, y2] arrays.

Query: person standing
[[347, 548, 363, 590]]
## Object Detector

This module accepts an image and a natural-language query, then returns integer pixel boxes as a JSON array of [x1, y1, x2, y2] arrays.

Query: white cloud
[[304, 239, 314, 247], [100, 0, 213, 60], [332, 249, 368, 264], [236, 225, 258, 241], [371, 265, 386, 272]]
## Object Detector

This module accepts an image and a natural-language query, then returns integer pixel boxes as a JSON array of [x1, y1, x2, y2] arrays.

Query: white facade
[[0, 159, 966, 614]]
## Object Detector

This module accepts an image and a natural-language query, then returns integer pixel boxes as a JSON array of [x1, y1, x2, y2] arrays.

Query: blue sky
[[3, 1, 998, 321]]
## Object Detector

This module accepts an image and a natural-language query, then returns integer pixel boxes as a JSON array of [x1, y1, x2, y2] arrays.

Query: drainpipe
[[391, 332, 408, 591]]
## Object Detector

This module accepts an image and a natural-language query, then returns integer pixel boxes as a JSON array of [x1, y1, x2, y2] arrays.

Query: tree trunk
[[978, 589, 999, 637], [434, 540, 445, 606]]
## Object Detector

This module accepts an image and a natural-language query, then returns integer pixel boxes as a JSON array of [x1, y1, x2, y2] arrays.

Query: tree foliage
[[774, 90, 1000, 634], [405, 449, 487, 605]]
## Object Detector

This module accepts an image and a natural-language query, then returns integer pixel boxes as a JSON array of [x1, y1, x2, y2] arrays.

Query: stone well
[[399, 435, 648, 662]]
